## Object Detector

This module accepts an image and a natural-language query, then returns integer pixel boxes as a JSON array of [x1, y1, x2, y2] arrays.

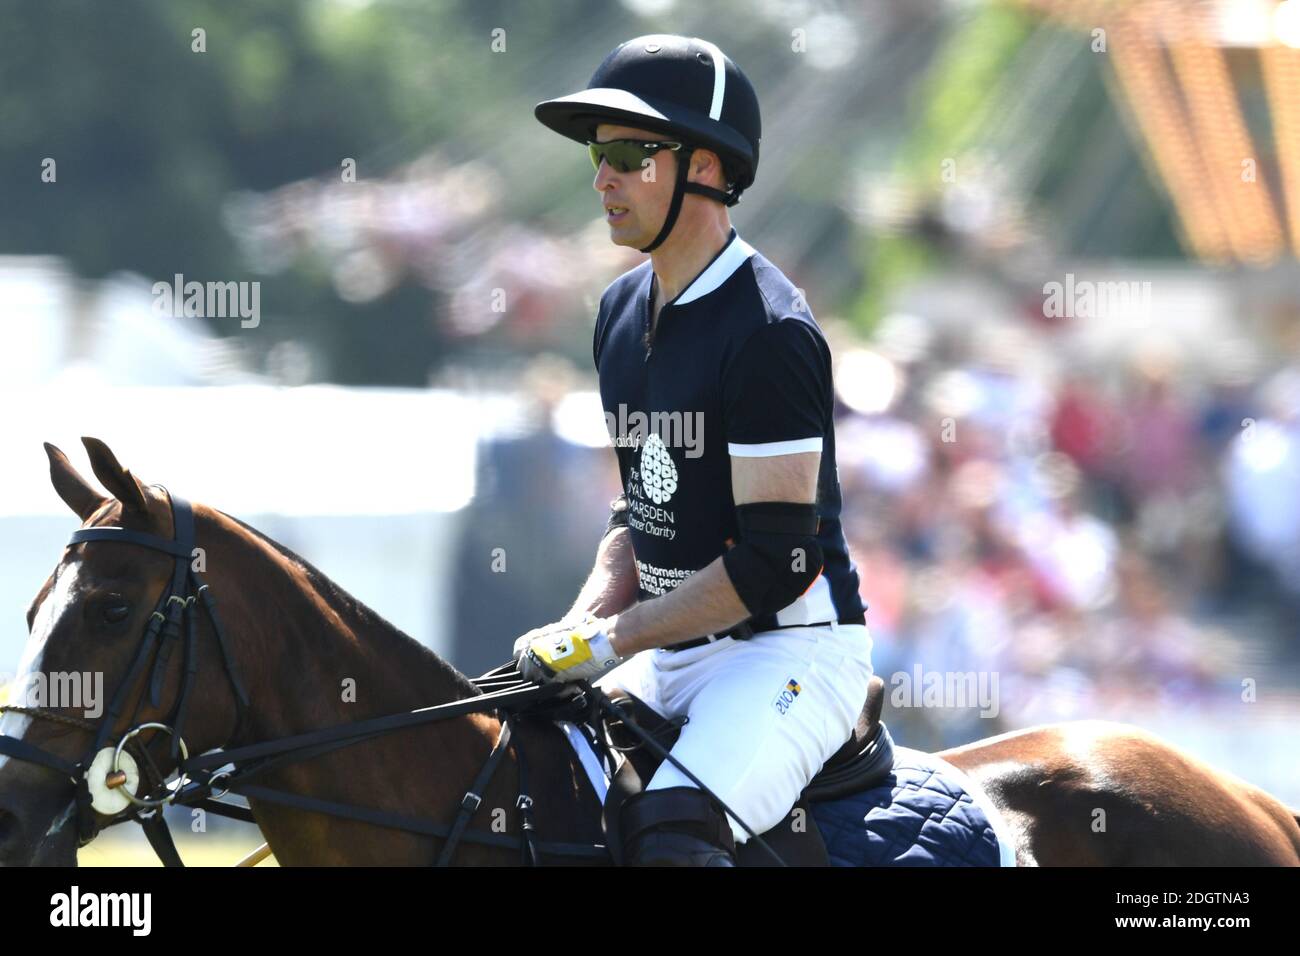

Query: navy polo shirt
[[593, 227, 866, 631]]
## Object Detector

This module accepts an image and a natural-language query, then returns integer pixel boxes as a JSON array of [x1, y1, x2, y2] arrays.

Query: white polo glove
[[514, 615, 625, 684]]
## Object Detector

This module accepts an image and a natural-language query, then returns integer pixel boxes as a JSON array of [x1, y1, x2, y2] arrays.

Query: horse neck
[[203, 510, 483, 743]]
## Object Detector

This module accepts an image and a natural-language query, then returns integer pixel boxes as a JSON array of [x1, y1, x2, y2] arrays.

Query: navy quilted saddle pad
[[811, 745, 1015, 867]]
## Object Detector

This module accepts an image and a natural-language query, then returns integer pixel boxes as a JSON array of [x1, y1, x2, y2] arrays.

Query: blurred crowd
[[832, 307, 1300, 748]]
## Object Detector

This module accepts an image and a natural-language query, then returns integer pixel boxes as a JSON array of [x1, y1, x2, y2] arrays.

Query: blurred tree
[[0, 0, 607, 384], [851, 2, 1183, 334]]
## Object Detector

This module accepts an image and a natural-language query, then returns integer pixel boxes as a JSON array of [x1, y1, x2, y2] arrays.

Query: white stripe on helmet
[[695, 38, 726, 120]]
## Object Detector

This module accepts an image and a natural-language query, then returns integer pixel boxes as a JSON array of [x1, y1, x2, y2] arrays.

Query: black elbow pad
[[721, 502, 824, 618]]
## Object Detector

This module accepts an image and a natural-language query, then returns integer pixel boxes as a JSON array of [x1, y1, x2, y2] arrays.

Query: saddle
[[594, 674, 895, 866]]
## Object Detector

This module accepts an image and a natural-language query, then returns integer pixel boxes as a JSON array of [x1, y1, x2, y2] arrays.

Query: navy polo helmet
[[535, 34, 762, 204]]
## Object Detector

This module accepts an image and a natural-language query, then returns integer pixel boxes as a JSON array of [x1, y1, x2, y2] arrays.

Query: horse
[[0, 437, 1296, 866]]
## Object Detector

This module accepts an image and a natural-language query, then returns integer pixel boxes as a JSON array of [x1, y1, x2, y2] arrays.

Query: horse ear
[[80, 437, 149, 515], [45, 442, 107, 520]]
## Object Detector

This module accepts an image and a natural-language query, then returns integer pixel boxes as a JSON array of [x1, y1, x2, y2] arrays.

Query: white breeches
[[593, 622, 874, 843]]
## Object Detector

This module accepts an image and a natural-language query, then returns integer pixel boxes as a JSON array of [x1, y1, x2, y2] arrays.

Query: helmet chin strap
[[638, 148, 739, 254]]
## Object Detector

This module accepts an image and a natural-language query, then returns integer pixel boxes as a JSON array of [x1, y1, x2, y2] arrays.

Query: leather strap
[[436, 716, 513, 865], [0, 735, 79, 779], [140, 812, 184, 867], [663, 613, 866, 652], [67, 527, 194, 557], [514, 735, 540, 866], [639, 147, 694, 253], [663, 620, 754, 652]]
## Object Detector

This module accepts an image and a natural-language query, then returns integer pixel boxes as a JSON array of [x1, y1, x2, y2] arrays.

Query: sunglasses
[[587, 139, 685, 174]]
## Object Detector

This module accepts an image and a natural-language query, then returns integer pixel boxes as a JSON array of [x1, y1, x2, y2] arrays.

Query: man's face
[[592, 123, 682, 249]]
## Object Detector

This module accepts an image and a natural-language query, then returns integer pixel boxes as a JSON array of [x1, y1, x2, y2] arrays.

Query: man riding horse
[[516, 34, 875, 866]]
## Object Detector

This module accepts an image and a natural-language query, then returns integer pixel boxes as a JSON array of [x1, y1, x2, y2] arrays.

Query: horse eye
[[103, 604, 131, 624]]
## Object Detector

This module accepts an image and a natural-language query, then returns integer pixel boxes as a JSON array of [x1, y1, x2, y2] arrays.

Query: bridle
[[0, 486, 251, 855], [0, 487, 616, 865]]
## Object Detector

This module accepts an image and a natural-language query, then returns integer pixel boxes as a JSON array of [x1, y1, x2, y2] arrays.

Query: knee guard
[[721, 502, 824, 618], [621, 787, 737, 867]]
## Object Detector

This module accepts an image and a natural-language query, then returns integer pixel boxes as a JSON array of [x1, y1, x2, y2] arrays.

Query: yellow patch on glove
[[533, 630, 595, 672]]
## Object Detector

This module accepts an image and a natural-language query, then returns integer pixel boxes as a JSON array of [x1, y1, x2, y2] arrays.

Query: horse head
[[0, 438, 246, 865]]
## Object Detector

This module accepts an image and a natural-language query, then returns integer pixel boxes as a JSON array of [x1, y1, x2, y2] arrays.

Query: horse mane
[[216, 510, 483, 700]]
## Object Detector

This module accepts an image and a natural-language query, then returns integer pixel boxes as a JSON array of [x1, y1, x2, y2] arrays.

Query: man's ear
[[695, 148, 730, 190]]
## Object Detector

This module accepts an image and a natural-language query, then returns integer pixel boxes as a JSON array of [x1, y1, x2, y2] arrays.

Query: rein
[[169, 669, 612, 863]]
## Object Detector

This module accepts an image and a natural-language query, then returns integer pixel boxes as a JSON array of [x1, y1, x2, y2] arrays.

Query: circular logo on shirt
[[640, 434, 679, 504]]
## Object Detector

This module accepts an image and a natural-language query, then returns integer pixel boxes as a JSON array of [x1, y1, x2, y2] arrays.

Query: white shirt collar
[[671, 230, 757, 306]]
